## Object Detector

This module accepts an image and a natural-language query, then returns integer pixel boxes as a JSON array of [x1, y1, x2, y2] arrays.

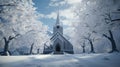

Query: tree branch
[[8, 36, 15, 40], [103, 34, 111, 40], [3, 37, 7, 43], [8, 34, 20, 40]]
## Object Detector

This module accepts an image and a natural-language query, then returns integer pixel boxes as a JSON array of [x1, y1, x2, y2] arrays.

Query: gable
[[50, 32, 73, 46]]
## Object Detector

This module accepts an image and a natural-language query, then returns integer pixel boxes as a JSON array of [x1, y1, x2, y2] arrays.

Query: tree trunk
[[30, 43, 34, 55], [3, 37, 10, 55], [4, 41, 9, 52], [103, 30, 119, 53], [83, 46, 85, 53], [109, 30, 119, 53], [89, 40, 95, 53], [37, 49, 39, 54]]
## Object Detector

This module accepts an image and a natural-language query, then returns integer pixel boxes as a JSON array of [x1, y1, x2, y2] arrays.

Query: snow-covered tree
[[73, 0, 120, 53], [0, 0, 49, 55]]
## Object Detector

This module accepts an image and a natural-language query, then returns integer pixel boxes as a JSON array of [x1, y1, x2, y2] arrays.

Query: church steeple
[[53, 11, 63, 35], [56, 10, 60, 25]]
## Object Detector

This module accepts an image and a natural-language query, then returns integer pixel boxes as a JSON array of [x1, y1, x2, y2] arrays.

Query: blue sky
[[33, 0, 58, 31]]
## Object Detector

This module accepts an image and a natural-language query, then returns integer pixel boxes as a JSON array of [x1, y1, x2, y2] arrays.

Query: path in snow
[[0, 53, 120, 67]]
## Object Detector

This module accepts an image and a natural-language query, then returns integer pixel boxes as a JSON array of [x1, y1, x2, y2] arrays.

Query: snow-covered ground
[[0, 53, 120, 67]]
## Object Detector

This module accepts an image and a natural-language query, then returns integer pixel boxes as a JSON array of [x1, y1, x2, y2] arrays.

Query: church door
[[55, 43, 61, 52]]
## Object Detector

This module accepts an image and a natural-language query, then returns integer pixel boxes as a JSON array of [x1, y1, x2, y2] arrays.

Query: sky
[[33, 0, 55, 31], [32, 0, 81, 34], [33, 0, 61, 31]]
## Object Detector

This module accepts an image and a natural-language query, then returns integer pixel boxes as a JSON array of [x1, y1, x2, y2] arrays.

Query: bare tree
[[103, 30, 119, 53], [30, 43, 34, 55]]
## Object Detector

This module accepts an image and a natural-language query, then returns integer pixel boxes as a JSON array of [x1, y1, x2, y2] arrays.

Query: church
[[43, 12, 74, 54]]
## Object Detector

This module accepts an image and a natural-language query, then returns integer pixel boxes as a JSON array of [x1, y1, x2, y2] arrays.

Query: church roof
[[50, 32, 72, 45]]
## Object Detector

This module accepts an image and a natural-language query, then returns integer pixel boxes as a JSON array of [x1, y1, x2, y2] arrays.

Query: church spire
[[56, 10, 60, 25], [53, 10, 63, 35]]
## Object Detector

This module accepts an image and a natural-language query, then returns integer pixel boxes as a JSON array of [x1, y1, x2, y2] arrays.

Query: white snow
[[0, 53, 120, 67]]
